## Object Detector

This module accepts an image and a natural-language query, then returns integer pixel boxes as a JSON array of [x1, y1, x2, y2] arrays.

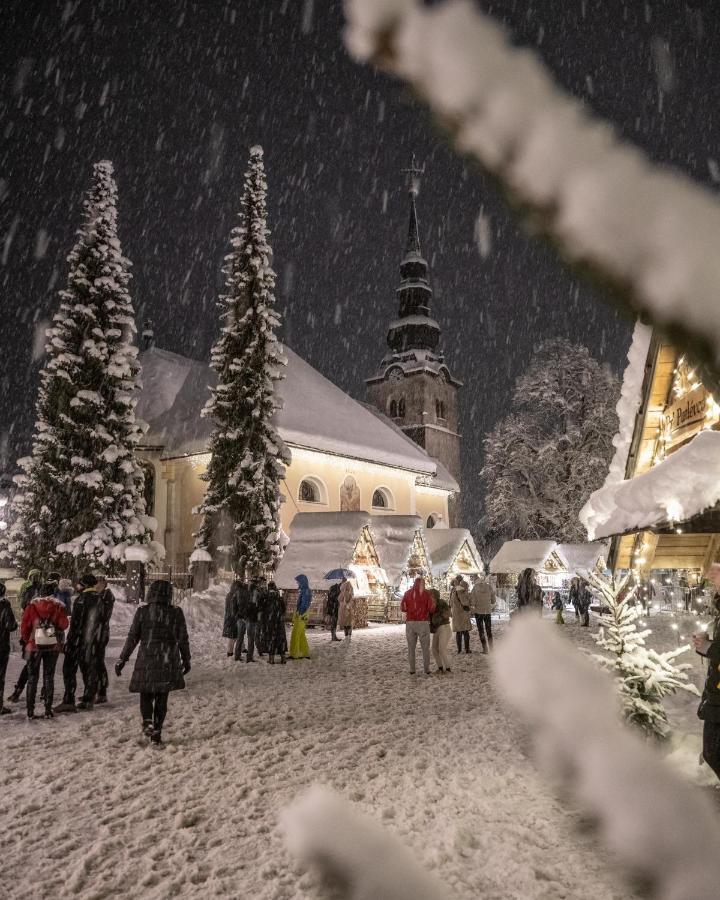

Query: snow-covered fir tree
[[586, 570, 699, 741], [5, 160, 152, 573], [198, 145, 290, 577], [479, 339, 619, 550]]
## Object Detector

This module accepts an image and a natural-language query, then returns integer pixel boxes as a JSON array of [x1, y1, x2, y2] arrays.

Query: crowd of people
[[0, 570, 190, 745]]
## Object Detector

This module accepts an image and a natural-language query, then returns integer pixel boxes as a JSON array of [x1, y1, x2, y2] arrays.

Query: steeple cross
[[401, 153, 425, 195]]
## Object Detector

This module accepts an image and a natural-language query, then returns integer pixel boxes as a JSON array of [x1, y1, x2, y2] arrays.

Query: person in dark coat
[[325, 582, 341, 641], [115, 579, 191, 745], [242, 579, 262, 663], [55, 574, 104, 712], [0, 584, 18, 714], [223, 581, 241, 657], [255, 579, 270, 656], [693, 565, 720, 781], [568, 577, 581, 619], [264, 581, 287, 664], [577, 583, 592, 627], [233, 581, 251, 661], [20, 584, 69, 719], [94, 575, 115, 703], [551, 591, 565, 625]]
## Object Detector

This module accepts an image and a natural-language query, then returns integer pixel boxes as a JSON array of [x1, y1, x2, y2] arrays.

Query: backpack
[[34, 617, 57, 647]]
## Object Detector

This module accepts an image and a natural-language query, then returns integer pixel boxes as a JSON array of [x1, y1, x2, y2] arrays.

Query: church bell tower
[[366, 158, 462, 525]]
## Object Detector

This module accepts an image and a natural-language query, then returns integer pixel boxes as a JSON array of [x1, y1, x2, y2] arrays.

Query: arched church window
[[299, 477, 326, 504], [398, 398, 406, 419], [389, 399, 398, 418], [372, 487, 394, 510], [426, 513, 442, 529], [435, 400, 445, 420]]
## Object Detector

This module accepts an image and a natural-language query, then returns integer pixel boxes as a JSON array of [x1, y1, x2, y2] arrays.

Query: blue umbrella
[[324, 568, 354, 580]]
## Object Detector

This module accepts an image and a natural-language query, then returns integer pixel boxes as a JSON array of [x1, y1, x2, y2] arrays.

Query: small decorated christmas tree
[[198, 145, 290, 576], [585, 570, 699, 741]]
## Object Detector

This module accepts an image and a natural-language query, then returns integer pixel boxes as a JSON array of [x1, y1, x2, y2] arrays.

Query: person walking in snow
[[241, 578, 263, 663], [56, 574, 104, 712], [20, 582, 69, 719], [552, 591, 565, 625], [693, 564, 720, 781], [233, 580, 252, 662], [264, 581, 287, 664], [429, 587, 451, 673], [289, 574, 312, 660], [325, 581, 342, 642], [569, 577, 581, 620], [0, 584, 18, 715], [577, 582, 592, 627], [336, 577, 355, 640], [94, 575, 115, 703], [115, 579, 191, 746], [222, 580, 242, 658], [401, 577, 435, 676], [450, 575, 472, 654], [470, 572, 495, 652], [19, 568, 42, 610]]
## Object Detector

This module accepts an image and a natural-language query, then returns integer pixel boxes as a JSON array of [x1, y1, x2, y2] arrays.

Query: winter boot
[[44, 708, 54, 719], [0, 706, 13, 715], [54, 701, 77, 713], [269, 654, 275, 665], [142, 720, 154, 738], [77, 699, 94, 711], [280, 655, 286, 664], [150, 729, 163, 746], [27, 709, 36, 720], [7, 691, 20, 704], [481, 640, 488, 654], [96, 694, 108, 704]]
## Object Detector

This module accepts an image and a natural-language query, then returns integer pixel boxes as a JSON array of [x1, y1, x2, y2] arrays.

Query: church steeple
[[365, 156, 463, 525], [388, 157, 440, 355]]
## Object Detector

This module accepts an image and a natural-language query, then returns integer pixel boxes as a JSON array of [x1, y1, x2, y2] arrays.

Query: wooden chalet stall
[[581, 327, 720, 598], [424, 528, 483, 595], [368, 515, 433, 621], [275, 512, 389, 627]]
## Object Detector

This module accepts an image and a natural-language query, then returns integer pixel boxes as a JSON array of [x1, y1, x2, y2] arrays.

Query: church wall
[[146, 447, 452, 569]]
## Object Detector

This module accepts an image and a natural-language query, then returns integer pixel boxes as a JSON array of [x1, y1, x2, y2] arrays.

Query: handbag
[[34, 619, 57, 647]]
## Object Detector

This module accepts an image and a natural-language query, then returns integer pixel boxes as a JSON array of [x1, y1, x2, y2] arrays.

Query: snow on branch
[[493, 617, 720, 900], [345, 0, 720, 382], [282, 785, 448, 900]]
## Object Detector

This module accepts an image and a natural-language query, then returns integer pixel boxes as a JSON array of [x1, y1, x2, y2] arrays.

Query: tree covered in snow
[[586, 570, 699, 741], [198, 145, 290, 577], [4, 160, 151, 573], [479, 339, 618, 548]]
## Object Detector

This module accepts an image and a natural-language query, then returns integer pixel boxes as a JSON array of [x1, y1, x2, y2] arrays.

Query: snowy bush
[[197, 146, 290, 576], [479, 339, 618, 548], [584, 570, 699, 741]]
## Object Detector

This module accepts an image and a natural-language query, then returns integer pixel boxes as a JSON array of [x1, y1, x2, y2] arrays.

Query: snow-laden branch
[[345, 0, 720, 383], [493, 617, 720, 900], [282, 785, 448, 900]]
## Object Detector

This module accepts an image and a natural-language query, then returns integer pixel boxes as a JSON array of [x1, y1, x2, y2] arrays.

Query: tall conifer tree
[[198, 145, 290, 575], [6, 160, 151, 573]]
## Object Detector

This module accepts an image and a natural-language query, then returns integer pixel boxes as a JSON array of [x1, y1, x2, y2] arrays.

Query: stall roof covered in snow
[[367, 514, 426, 586], [489, 540, 569, 575], [556, 542, 608, 575], [424, 528, 483, 577], [136, 346, 452, 481], [579, 430, 720, 540], [274, 511, 370, 591]]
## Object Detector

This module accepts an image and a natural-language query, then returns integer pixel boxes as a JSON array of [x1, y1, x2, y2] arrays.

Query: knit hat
[[78, 573, 97, 589]]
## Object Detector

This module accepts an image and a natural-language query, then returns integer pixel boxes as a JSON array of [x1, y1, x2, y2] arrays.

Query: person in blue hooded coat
[[289, 574, 312, 659]]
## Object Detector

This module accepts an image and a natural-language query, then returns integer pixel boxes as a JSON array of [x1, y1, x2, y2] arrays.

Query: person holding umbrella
[[323, 568, 352, 642], [289, 574, 312, 660]]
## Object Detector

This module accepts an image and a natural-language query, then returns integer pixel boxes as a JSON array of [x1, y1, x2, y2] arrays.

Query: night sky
[[1, 0, 718, 528]]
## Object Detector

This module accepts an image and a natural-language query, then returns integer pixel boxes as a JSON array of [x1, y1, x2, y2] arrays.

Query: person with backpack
[[264, 581, 287, 664], [94, 575, 115, 704], [325, 581, 342, 642], [429, 587, 451, 673], [336, 578, 355, 640], [0, 584, 18, 715], [470, 573, 495, 652], [401, 577, 435, 676], [289, 574, 312, 660], [115, 579, 191, 746], [55, 574, 104, 712], [20, 582, 69, 719]]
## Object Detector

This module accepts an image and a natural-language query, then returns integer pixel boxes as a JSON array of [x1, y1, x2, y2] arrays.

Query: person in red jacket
[[20, 584, 69, 719], [400, 577, 436, 675]]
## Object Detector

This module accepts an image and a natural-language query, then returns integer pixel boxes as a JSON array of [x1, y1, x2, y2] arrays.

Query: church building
[[134, 167, 465, 572]]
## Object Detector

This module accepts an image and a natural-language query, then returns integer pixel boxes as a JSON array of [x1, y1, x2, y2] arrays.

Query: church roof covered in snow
[[136, 346, 455, 482], [423, 528, 483, 577]]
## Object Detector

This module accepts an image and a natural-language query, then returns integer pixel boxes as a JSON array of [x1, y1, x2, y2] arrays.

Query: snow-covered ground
[[0, 591, 712, 899]]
